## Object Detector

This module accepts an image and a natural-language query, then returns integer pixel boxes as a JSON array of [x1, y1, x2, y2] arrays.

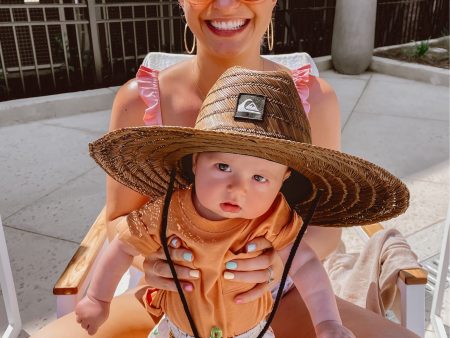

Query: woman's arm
[[105, 78, 200, 286], [106, 79, 150, 241], [303, 76, 342, 260]]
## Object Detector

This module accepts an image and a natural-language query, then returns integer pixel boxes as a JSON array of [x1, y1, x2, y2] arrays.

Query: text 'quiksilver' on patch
[[234, 93, 266, 121]]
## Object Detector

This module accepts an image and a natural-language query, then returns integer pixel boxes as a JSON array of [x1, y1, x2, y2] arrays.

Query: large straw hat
[[90, 67, 409, 227]]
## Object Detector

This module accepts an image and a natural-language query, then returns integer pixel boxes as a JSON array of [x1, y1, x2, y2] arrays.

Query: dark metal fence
[[272, 0, 336, 56], [91, 0, 183, 84], [0, 0, 92, 99], [0, 0, 448, 101], [375, 0, 449, 47]]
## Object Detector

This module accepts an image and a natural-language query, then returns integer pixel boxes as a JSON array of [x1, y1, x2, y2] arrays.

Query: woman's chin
[[202, 40, 253, 59]]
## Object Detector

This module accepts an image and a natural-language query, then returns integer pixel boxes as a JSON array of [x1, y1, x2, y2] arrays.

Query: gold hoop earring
[[184, 23, 196, 54], [266, 20, 274, 51]]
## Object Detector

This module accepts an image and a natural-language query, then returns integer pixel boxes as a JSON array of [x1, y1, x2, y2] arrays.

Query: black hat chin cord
[[256, 189, 323, 338], [161, 169, 200, 338], [161, 168, 323, 338]]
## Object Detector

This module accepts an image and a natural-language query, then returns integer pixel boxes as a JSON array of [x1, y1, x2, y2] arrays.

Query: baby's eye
[[253, 175, 268, 183], [216, 163, 231, 172]]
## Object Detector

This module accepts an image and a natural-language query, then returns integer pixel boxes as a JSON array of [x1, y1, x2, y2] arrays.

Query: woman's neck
[[193, 45, 265, 99]]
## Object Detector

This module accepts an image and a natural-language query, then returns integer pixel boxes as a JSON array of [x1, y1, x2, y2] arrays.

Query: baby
[[76, 67, 408, 338]]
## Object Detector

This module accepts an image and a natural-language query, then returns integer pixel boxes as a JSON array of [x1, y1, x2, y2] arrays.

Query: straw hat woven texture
[[90, 67, 409, 227]]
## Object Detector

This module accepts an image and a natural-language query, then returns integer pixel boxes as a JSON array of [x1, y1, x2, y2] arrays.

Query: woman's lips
[[220, 202, 242, 213], [205, 19, 250, 37]]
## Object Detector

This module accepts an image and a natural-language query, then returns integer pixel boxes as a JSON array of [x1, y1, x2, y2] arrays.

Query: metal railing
[[0, 0, 185, 100], [91, 0, 183, 84], [0, 1, 92, 98], [0, 0, 447, 101]]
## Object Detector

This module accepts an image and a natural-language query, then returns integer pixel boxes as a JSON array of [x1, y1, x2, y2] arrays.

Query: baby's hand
[[315, 320, 356, 338], [75, 294, 110, 335]]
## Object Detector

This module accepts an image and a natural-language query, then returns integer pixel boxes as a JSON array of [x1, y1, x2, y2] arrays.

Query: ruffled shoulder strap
[[291, 64, 312, 115], [263, 52, 318, 116], [136, 65, 162, 126]]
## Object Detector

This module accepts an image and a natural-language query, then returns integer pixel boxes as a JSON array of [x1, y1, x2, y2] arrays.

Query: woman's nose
[[213, 0, 240, 10]]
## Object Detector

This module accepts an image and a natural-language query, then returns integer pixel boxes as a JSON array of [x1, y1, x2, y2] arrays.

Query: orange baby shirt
[[117, 187, 302, 338]]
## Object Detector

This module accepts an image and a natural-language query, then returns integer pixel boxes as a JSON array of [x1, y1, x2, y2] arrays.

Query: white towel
[[324, 228, 421, 315]]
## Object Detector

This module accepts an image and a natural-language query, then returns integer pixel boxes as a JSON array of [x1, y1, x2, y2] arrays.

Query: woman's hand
[[224, 237, 281, 304], [315, 320, 356, 338], [142, 236, 201, 292]]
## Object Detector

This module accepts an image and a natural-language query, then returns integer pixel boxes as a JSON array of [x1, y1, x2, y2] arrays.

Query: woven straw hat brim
[[90, 126, 409, 227]]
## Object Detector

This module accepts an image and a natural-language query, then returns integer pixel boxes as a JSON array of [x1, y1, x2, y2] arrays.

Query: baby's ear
[[191, 153, 199, 175], [283, 169, 292, 182]]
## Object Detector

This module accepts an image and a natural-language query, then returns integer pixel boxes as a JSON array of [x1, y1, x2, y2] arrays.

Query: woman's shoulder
[[308, 76, 338, 106], [109, 78, 148, 131], [158, 60, 203, 127], [110, 59, 194, 130], [307, 76, 341, 151]]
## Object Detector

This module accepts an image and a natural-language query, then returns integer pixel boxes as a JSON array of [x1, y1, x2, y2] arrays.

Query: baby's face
[[191, 152, 290, 221]]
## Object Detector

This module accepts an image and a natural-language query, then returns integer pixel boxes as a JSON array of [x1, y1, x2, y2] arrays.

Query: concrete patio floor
[[0, 69, 448, 337]]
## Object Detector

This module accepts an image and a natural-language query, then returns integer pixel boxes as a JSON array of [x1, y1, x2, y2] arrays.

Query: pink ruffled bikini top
[[136, 64, 313, 126]]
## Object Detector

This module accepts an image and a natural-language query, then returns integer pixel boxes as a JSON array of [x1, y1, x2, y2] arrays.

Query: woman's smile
[[205, 18, 250, 37]]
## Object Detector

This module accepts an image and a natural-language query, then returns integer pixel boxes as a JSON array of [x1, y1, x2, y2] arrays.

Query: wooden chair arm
[[360, 223, 384, 237], [53, 208, 107, 296], [399, 269, 428, 285], [360, 223, 428, 285]]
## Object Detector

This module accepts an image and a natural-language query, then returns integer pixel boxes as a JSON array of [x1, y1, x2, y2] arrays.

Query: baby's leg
[[31, 287, 156, 338], [271, 287, 419, 338]]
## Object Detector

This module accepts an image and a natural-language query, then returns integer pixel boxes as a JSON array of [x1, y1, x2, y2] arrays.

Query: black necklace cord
[[256, 189, 324, 338], [160, 169, 200, 338]]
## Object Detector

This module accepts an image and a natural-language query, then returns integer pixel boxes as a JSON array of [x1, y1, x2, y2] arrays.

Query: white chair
[[0, 216, 22, 338], [429, 199, 450, 338], [53, 53, 428, 337]]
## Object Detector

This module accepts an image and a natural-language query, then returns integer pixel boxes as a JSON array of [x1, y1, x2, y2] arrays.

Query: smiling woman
[[181, 0, 276, 65], [31, 1, 420, 337]]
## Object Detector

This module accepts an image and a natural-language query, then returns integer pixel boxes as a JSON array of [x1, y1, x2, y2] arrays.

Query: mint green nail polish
[[247, 243, 256, 252], [183, 252, 193, 262], [226, 261, 238, 270]]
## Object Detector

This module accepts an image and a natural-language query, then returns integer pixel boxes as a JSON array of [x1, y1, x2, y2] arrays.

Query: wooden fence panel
[[375, 0, 449, 47]]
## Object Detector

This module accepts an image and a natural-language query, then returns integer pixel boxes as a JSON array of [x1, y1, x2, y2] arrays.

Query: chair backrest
[[142, 52, 320, 76], [0, 216, 22, 338]]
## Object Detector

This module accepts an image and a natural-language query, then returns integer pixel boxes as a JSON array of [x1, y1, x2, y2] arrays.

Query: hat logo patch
[[235, 93, 266, 121], [239, 99, 260, 113]]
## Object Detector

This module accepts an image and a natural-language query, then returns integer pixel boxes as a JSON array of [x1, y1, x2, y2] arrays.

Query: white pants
[[148, 315, 275, 338]]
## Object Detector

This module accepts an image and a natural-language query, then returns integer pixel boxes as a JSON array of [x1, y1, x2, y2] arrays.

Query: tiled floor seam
[[39, 120, 106, 135], [341, 73, 373, 132], [402, 177, 450, 185], [4, 166, 98, 221], [3, 223, 80, 245], [350, 111, 450, 122], [407, 218, 447, 236]]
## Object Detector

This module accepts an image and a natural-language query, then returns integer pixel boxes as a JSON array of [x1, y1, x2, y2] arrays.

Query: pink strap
[[136, 63, 313, 125], [137, 66, 162, 126], [291, 64, 312, 115]]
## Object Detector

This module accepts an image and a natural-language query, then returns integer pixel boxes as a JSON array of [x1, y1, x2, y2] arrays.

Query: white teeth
[[210, 19, 246, 31]]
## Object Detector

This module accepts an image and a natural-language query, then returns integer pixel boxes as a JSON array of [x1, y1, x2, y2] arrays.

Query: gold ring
[[267, 266, 274, 284]]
